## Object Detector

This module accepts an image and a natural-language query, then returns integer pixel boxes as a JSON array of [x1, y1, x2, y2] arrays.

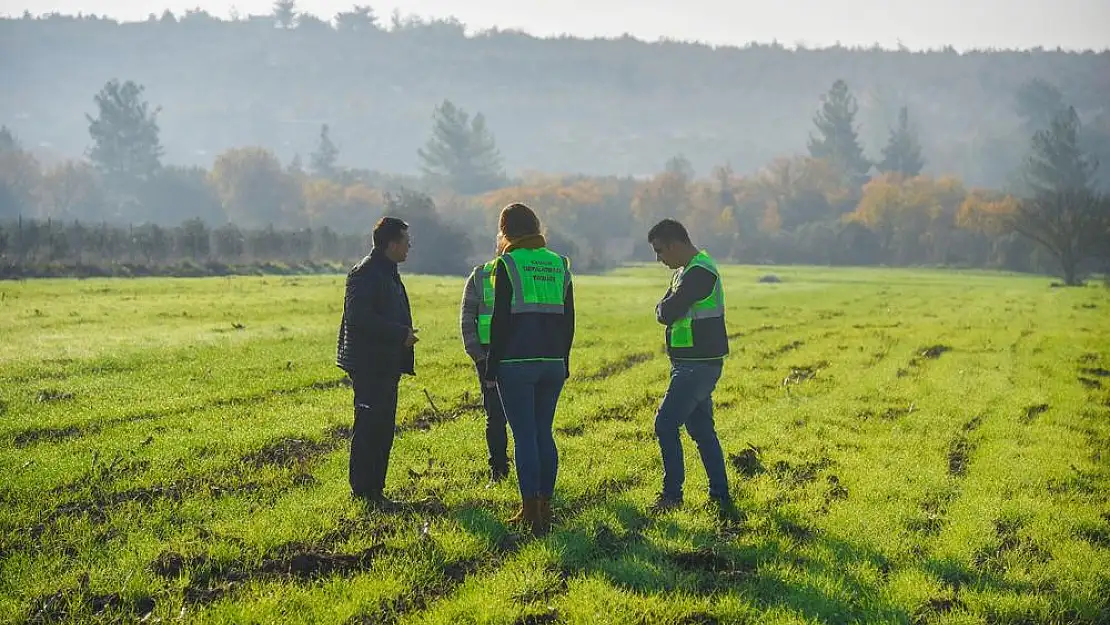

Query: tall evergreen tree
[[86, 79, 163, 191], [1012, 107, 1108, 285], [877, 106, 925, 177], [808, 79, 871, 186], [0, 125, 17, 152], [272, 0, 297, 29], [417, 99, 505, 195], [310, 124, 339, 177]]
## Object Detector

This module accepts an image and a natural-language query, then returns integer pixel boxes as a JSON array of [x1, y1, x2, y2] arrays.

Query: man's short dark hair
[[647, 219, 690, 245], [373, 216, 409, 249]]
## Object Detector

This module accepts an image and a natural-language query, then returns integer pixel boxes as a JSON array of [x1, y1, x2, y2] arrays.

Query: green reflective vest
[[668, 250, 725, 350], [497, 247, 570, 315], [475, 260, 496, 345]]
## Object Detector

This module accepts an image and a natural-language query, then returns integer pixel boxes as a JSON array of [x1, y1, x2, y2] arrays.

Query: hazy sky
[[2, 0, 1108, 51]]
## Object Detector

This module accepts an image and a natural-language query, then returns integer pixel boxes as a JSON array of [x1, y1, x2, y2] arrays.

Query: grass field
[[2, 265, 1109, 625]]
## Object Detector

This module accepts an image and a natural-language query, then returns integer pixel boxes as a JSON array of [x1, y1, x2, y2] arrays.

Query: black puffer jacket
[[336, 250, 415, 377]]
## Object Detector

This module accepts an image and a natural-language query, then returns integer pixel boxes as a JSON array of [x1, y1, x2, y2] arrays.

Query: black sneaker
[[488, 466, 510, 485], [649, 494, 683, 514], [356, 492, 400, 511]]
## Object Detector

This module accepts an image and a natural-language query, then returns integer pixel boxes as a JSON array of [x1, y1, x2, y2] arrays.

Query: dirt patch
[[728, 444, 765, 478], [858, 403, 916, 421], [947, 417, 982, 477], [782, 361, 828, 386], [512, 610, 561, 625], [1079, 352, 1099, 363], [777, 517, 815, 542], [919, 345, 952, 359], [12, 411, 162, 449], [243, 437, 339, 469], [1078, 377, 1103, 389], [580, 351, 653, 381], [262, 545, 387, 578], [27, 589, 155, 624], [591, 393, 658, 423], [773, 340, 805, 356], [770, 456, 833, 488], [824, 475, 849, 502], [973, 518, 1052, 574], [911, 595, 964, 625], [1081, 367, 1110, 377], [670, 547, 756, 580], [1021, 403, 1050, 424], [1076, 524, 1110, 548], [13, 424, 83, 446], [36, 388, 75, 402], [555, 424, 585, 437], [676, 613, 720, 625], [407, 390, 484, 431]]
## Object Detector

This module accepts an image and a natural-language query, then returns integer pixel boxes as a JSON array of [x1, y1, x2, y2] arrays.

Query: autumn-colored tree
[[39, 161, 107, 220], [850, 174, 968, 263], [0, 145, 41, 219], [209, 147, 304, 227]]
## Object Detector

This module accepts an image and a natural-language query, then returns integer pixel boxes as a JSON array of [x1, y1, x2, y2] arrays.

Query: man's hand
[[404, 328, 420, 347]]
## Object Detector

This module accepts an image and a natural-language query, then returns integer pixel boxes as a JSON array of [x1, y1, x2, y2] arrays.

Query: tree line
[[3, 6, 1109, 187], [1, 72, 1108, 283]]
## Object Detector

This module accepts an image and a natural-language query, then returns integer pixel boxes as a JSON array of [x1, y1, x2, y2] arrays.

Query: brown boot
[[537, 496, 553, 535], [524, 496, 547, 537]]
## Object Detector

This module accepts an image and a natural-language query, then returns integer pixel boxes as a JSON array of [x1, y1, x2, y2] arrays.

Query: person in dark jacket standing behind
[[459, 236, 511, 484], [485, 203, 574, 537], [336, 217, 418, 508], [647, 218, 734, 517]]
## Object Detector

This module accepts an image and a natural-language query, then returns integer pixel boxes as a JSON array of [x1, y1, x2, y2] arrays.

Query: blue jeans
[[496, 360, 566, 498], [654, 360, 729, 501]]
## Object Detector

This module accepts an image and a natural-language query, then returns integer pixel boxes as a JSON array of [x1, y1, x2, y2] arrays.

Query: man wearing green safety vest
[[647, 218, 733, 516], [460, 250, 510, 483]]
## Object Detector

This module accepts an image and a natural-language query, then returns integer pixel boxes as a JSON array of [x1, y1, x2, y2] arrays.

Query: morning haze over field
[[1, 2, 1109, 624]]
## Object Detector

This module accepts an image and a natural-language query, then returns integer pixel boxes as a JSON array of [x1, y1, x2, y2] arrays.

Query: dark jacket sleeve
[[656, 266, 717, 326], [563, 281, 575, 378], [345, 271, 409, 344], [483, 260, 513, 381]]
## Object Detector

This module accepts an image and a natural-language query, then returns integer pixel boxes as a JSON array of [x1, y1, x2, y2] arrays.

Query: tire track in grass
[[345, 475, 646, 624], [8, 377, 354, 449], [577, 351, 655, 382], [11, 393, 486, 559]]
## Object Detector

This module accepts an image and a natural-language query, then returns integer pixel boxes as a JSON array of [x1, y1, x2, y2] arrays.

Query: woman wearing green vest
[[484, 203, 575, 537]]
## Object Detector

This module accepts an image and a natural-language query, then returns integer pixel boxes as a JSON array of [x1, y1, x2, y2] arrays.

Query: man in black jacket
[[337, 217, 418, 507]]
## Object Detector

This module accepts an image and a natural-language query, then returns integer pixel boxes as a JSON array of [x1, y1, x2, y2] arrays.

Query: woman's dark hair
[[498, 203, 542, 238]]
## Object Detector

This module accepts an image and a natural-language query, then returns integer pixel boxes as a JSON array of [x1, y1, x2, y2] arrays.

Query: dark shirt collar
[[369, 248, 399, 276]]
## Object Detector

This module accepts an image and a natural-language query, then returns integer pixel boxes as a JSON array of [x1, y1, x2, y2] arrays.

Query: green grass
[[1, 265, 1108, 625]]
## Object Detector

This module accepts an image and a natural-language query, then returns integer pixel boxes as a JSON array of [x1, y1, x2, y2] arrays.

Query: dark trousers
[[496, 360, 566, 498], [349, 374, 400, 497], [476, 360, 509, 473]]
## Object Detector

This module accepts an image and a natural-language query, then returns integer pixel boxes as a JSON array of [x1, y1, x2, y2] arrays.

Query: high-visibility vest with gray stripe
[[497, 248, 570, 315], [476, 260, 496, 345], [668, 250, 726, 355]]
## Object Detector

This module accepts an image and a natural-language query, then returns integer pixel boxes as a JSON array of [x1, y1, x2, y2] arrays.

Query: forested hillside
[[2, 7, 1109, 282], [2, 8, 1109, 186]]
